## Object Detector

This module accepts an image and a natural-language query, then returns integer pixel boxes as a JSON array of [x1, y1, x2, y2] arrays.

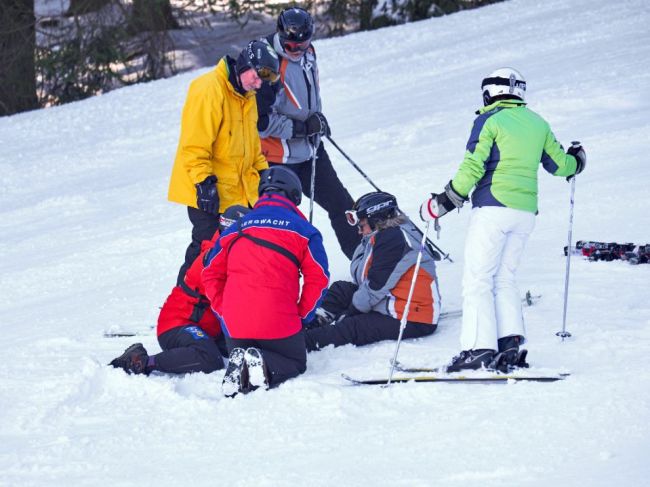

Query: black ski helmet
[[236, 40, 280, 83], [277, 7, 314, 43], [218, 205, 251, 232], [258, 166, 303, 205], [352, 191, 399, 229]]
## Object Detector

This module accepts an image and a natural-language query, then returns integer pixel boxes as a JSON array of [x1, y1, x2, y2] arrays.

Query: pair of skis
[[342, 362, 569, 385]]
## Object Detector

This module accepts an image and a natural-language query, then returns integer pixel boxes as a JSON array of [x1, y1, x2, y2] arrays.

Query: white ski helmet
[[481, 67, 526, 106]]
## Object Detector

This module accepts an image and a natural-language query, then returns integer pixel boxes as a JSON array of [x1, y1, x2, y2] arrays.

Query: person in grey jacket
[[305, 192, 441, 351], [255, 7, 360, 259]]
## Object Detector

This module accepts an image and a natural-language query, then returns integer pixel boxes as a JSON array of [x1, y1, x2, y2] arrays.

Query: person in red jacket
[[202, 166, 329, 397], [109, 205, 251, 376]]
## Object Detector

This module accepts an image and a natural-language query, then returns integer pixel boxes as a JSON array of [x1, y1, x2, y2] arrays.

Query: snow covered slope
[[1, 0, 649, 485]]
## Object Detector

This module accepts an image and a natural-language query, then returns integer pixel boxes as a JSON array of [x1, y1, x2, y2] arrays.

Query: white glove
[[420, 182, 467, 222], [420, 194, 446, 222]]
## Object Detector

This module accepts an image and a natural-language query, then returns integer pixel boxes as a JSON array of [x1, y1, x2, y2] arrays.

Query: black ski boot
[[243, 347, 269, 392], [222, 348, 247, 398], [492, 335, 529, 373], [109, 343, 150, 375], [445, 349, 495, 373]]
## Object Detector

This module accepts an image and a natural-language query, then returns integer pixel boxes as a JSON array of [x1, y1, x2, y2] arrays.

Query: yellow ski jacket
[[168, 57, 268, 212]]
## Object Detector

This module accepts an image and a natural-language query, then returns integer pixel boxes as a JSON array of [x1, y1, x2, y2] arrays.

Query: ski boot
[[491, 335, 529, 373], [445, 349, 495, 373], [109, 343, 150, 375], [244, 347, 269, 392], [222, 348, 247, 398]]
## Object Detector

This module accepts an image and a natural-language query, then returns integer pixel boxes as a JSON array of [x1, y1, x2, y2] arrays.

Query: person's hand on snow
[[420, 181, 467, 221]]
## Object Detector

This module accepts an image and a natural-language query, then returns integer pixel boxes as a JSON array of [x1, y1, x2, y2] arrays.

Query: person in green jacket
[[420, 67, 586, 373]]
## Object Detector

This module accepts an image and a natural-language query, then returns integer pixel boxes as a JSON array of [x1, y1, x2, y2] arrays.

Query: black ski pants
[[272, 142, 360, 259], [225, 330, 307, 388], [176, 206, 220, 286], [305, 281, 436, 351], [153, 325, 227, 374]]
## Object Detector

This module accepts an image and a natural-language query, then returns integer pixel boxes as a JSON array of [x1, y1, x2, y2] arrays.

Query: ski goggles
[[345, 209, 363, 226], [283, 39, 311, 53], [256, 66, 280, 84]]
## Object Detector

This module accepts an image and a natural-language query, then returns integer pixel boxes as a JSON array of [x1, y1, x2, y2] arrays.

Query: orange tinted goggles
[[256, 66, 280, 84]]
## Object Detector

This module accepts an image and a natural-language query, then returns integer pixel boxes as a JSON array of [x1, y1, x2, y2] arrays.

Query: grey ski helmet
[[259, 166, 303, 205]]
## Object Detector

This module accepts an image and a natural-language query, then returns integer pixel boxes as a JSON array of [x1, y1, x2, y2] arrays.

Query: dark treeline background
[[0, 0, 503, 116]]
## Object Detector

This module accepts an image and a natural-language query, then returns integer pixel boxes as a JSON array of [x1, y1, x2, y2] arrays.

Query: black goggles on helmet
[[481, 76, 526, 91], [256, 66, 280, 84]]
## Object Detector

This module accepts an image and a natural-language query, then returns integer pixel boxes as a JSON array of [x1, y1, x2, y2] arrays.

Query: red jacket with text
[[202, 194, 329, 340], [157, 232, 222, 338]]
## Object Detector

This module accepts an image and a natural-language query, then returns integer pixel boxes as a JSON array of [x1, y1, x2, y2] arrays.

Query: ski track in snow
[[1, 0, 650, 485]]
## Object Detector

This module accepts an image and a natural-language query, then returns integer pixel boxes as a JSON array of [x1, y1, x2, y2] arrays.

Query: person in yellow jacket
[[168, 40, 280, 285]]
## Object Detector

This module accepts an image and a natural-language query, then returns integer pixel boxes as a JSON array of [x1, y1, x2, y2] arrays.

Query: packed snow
[[1, 0, 649, 485]]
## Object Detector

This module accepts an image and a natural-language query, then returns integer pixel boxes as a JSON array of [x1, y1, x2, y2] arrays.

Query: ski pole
[[557, 147, 579, 340], [326, 135, 381, 191], [326, 135, 453, 262], [386, 221, 432, 386], [308, 135, 320, 223]]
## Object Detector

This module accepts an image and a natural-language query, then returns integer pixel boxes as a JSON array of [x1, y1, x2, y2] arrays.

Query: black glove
[[292, 112, 331, 138], [195, 175, 219, 215], [566, 142, 586, 181]]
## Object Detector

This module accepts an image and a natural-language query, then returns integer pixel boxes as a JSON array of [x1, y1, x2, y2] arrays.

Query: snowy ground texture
[[2, 0, 650, 485]]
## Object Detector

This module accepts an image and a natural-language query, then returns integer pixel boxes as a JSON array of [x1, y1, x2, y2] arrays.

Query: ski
[[342, 372, 567, 385], [391, 361, 571, 376], [103, 328, 152, 338]]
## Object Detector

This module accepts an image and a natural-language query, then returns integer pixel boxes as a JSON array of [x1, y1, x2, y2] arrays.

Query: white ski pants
[[460, 206, 536, 351]]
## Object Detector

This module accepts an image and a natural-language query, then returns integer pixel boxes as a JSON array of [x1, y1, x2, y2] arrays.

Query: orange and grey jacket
[[168, 57, 268, 213], [256, 34, 322, 165], [350, 220, 441, 325]]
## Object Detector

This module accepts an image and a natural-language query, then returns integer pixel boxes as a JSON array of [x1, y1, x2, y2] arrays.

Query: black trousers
[[273, 142, 360, 259], [305, 281, 436, 351], [153, 325, 227, 374], [225, 330, 307, 388], [176, 206, 220, 286]]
